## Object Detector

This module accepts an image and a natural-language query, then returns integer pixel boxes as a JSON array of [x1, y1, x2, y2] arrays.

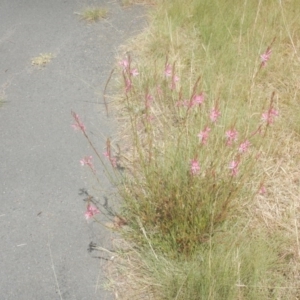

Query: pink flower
[[71, 112, 86, 133], [130, 68, 139, 77], [259, 185, 267, 195], [210, 107, 221, 123], [164, 64, 172, 77], [179, 93, 205, 108], [262, 108, 279, 124], [260, 48, 272, 67], [225, 129, 238, 146], [229, 160, 239, 176], [271, 108, 279, 117], [119, 59, 129, 70], [190, 159, 200, 176], [238, 140, 250, 153], [85, 204, 100, 220], [80, 156, 94, 169], [192, 93, 205, 105], [198, 126, 211, 145]]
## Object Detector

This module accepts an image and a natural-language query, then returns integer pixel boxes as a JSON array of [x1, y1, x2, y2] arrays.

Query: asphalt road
[[0, 1, 144, 299]]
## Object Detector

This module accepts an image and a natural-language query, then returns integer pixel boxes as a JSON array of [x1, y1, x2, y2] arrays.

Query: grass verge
[[82, 0, 300, 298]]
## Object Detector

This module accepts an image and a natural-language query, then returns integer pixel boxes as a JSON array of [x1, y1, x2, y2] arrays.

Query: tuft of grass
[[0, 80, 10, 106], [106, 226, 293, 300], [121, 0, 156, 7], [31, 53, 54, 67], [80, 7, 108, 22], [111, 0, 300, 254]]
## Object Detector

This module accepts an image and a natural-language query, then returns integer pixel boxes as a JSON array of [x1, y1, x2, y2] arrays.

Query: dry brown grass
[[31, 53, 54, 68], [104, 239, 160, 300], [247, 133, 300, 293]]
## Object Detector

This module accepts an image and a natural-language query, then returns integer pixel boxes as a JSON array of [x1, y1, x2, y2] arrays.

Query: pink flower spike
[[229, 160, 239, 177], [71, 112, 86, 133], [198, 126, 211, 145], [164, 64, 172, 77], [260, 48, 272, 67], [190, 159, 200, 176], [210, 107, 221, 123], [225, 129, 238, 146], [80, 156, 94, 169], [130, 68, 139, 77], [238, 140, 250, 153], [193, 93, 205, 105], [85, 204, 100, 220]]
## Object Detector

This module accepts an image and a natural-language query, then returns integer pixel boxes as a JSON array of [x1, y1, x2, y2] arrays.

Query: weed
[[31, 53, 54, 67], [80, 7, 108, 22], [115, 50, 278, 257]]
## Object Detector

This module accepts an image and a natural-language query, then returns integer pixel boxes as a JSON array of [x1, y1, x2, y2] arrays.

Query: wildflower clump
[[115, 48, 279, 256]]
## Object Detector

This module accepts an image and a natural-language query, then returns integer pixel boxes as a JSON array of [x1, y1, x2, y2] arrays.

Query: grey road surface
[[0, 1, 144, 299]]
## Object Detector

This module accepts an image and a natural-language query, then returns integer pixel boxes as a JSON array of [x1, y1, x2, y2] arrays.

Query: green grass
[[121, 0, 155, 6], [80, 7, 108, 22], [147, 231, 286, 300], [99, 0, 300, 298], [108, 225, 295, 300]]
